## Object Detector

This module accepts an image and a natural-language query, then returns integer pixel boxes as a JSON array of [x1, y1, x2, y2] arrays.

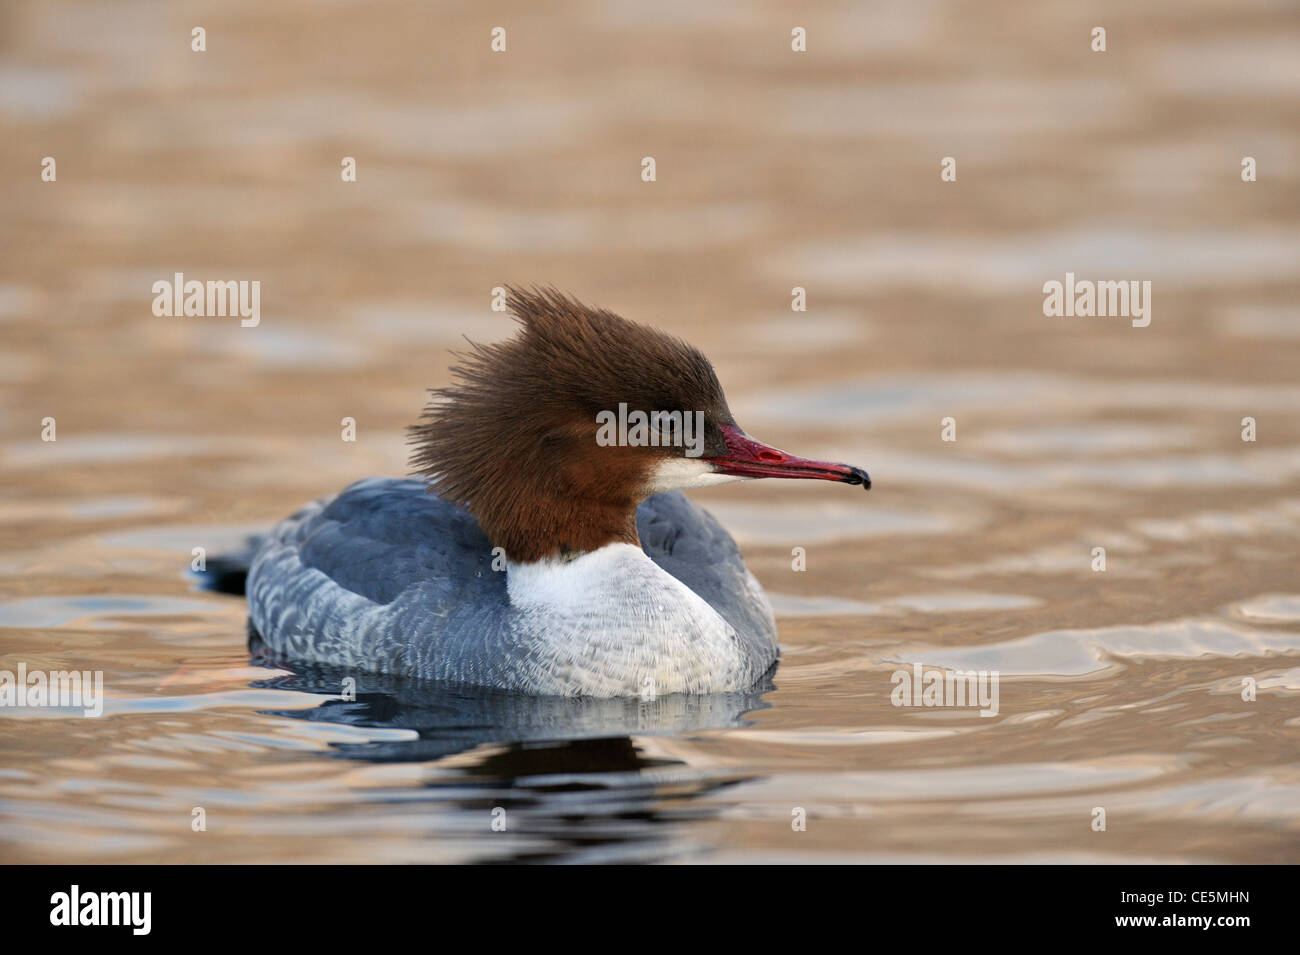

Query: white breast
[[505, 543, 754, 696]]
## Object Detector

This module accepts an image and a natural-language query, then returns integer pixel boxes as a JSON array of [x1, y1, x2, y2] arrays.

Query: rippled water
[[2, 0, 1298, 863]]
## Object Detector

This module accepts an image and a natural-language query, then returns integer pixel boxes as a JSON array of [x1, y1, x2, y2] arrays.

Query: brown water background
[[1, 0, 1298, 863]]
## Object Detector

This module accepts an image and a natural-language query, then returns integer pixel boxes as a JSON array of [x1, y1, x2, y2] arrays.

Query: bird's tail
[[195, 535, 264, 596]]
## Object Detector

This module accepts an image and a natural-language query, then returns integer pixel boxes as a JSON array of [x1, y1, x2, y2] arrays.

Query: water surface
[[1, 0, 1298, 863]]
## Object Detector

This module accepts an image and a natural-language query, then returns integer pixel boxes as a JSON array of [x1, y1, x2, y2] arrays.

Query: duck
[[237, 288, 869, 697]]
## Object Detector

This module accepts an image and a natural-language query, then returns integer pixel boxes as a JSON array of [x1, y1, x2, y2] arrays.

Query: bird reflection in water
[[248, 639, 774, 863]]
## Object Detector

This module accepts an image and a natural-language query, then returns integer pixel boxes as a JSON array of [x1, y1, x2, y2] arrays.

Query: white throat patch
[[642, 457, 747, 495]]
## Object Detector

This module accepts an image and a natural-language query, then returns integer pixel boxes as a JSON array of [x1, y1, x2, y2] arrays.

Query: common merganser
[[235, 288, 869, 697]]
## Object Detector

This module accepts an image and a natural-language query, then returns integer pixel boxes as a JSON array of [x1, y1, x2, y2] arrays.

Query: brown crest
[[408, 287, 734, 562]]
